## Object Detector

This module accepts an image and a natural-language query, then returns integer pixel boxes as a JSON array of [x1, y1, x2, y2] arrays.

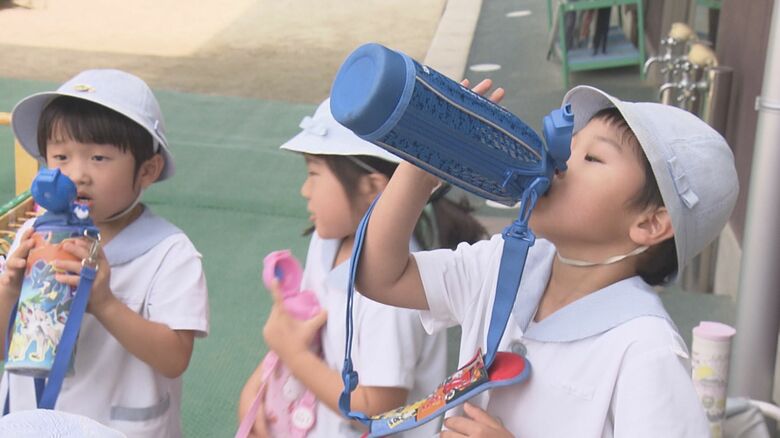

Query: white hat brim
[[279, 99, 402, 164]]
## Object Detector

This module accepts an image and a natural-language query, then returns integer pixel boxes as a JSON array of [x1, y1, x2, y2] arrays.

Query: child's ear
[[137, 154, 164, 189], [629, 206, 674, 246], [360, 173, 390, 198]]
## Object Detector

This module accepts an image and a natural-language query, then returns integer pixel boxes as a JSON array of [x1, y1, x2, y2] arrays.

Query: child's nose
[[61, 162, 90, 185], [300, 179, 311, 199]]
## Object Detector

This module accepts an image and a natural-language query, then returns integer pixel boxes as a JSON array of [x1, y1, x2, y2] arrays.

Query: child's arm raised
[[356, 79, 504, 310], [53, 239, 195, 379], [356, 161, 439, 310]]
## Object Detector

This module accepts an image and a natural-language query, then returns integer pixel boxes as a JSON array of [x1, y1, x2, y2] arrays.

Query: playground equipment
[[0, 112, 39, 262], [547, 0, 646, 88]]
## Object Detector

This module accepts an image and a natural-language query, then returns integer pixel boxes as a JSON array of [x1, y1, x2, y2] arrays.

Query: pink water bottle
[[236, 250, 322, 438]]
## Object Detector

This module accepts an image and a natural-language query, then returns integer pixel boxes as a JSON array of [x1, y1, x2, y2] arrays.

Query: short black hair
[[590, 107, 678, 285], [37, 96, 156, 176], [304, 154, 487, 249]]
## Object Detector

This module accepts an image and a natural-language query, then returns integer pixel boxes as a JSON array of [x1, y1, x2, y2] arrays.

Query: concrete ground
[[0, 0, 445, 102]]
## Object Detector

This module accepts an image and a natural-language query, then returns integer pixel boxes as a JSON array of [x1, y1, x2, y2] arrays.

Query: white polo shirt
[[413, 234, 709, 437], [2, 207, 209, 438], [303, 233, 446, 438]]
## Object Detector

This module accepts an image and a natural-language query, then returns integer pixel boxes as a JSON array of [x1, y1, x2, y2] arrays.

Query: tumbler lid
[[262, 250, 303, 298], [693, 321, 736, 342], [31, 168, 76, 214], [330, 43, 412, 138]]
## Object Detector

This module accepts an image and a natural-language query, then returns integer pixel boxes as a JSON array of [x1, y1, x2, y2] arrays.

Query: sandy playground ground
[[0, 0, 446, 103]]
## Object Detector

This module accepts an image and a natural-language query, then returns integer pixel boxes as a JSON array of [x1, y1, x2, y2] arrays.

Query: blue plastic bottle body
[[331, 44, 552, 206]]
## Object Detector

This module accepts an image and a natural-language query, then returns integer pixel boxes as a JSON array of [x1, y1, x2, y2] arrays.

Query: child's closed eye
[[91, 155, 110, 162], [584, 154, 603, 163]]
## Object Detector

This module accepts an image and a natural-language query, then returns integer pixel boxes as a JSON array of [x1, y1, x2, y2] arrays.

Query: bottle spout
[[659, 82, 679, 99], [643, 57, 659, 75]]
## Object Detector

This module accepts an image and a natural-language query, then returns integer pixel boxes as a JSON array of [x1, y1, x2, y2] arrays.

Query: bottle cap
[[330, 43, 413, 138]]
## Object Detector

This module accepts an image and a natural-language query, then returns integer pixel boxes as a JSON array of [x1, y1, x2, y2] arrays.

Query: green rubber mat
[[134, 92, 317, 437]]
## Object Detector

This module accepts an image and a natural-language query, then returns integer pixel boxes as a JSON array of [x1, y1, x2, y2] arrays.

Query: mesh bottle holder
[[4, 168, 100, 412], [330, 43, 574, 436], [330, 43, 573, 207]]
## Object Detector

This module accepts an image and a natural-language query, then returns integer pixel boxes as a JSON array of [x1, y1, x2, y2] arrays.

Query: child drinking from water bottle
[[354, 85, 737, 437]]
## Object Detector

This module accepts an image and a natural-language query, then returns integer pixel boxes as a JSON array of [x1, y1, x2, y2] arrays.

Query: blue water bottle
[[4, 168, 99, 410], [329, 42, 573, 206]]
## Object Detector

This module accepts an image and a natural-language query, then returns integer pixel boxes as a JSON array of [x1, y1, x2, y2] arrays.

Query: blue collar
[[103, 206, 182, 266], [522, 276, 673, 342]]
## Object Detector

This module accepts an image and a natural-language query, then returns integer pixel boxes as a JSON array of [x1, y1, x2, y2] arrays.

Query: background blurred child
[[238, 98, 487, 437], [0, 69, 209, 437], [354, 84, 738, 437]]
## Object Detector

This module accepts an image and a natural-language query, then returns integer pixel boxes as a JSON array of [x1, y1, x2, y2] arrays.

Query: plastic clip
[[81, 230, 101, 271]]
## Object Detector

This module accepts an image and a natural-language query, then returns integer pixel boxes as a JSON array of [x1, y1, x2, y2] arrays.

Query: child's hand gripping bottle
[[4, 168, 99, 411], [236, 250, 322, 438], [5, 168, 98, 379]]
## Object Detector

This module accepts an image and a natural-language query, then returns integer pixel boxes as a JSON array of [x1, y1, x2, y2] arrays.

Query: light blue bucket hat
[[563, 85, 739, 274], [11, 69, 175, 181]]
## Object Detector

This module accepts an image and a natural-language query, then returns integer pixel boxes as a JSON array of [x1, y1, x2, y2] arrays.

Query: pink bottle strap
[[298, 390, 317, 410], [234, 353, 279, 438]]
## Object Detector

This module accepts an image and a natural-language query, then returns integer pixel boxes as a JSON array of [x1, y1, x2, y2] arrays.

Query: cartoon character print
[[7, 302, 33, 361], [374, 349, 489, 428], [18, 260, 73, 361], [8, 231, 78, 364], [72, 203, 90, 222], [379, 399, 426, 429]]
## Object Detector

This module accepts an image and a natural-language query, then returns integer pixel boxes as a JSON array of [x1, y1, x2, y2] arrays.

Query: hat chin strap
[[103, 190, 144, 223], [556, 245, 649, 267]]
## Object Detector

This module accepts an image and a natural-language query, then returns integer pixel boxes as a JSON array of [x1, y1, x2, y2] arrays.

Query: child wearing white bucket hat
[[354, 84, 738, 437], [0, 69, 209, 437], [238, 98, 488, 437]]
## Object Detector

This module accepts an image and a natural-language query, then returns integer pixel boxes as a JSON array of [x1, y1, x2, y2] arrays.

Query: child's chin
[[528, 209, 545, 228], [532, 228, 552, 241], [314, 229, 336, 240], [528, 217, 556, 240]]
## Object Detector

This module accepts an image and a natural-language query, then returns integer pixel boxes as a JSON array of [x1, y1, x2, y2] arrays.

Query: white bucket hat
[[563, 85, 739, 274], [11, 69, 175, 181], [280, 98, 402, 164]]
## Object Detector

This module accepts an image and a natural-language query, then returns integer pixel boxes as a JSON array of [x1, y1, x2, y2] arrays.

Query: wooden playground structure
[[0, 111, 39, 259]]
